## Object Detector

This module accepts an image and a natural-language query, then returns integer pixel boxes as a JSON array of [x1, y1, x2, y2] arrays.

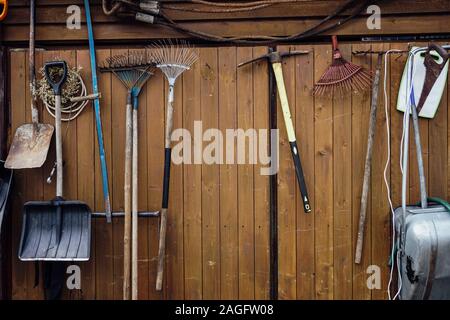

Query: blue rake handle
[[85, 0, 112, 223]]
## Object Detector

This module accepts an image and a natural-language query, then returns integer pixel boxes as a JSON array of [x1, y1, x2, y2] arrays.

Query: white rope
[[43, 71, 89, 122]]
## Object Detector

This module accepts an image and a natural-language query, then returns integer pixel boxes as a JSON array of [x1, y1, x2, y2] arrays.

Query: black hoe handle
[[290, 141, 312, 213]]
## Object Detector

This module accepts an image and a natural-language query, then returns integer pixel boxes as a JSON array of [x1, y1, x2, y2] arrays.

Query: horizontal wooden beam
[[3, 14, 450, 43], [4, 0, 450, 24]]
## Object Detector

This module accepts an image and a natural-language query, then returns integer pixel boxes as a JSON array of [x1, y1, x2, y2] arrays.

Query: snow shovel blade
[[18, 200, 91, 261], [5, 123, 54, 169]]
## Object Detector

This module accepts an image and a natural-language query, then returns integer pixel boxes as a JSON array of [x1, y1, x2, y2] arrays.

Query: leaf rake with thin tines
[[314, 36, 372, 96], [148, 40, 198, 292]]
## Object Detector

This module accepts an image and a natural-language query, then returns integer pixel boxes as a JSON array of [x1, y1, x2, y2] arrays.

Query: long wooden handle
[[272, 62, 311, 213], [355, 56, 382, 264], [123, 97, 132, 300], [131, 105, 138, 300], [55, 95, 63, 198], [29, 0, 39, 125], [156, 207, 168, 291], [156, 85, 175, 291], [55, 94, 63, 244]]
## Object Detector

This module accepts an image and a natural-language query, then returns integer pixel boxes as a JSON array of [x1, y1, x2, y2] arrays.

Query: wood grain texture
[[236, 47, 255, 300], [276, 45, 297, 300], [313, 44, 334, 300], [295, 44, 316, 301], [3, 12, 450, 43], [351, 43, 372, 300], [94, 49, 114, 300], [333, 43, 352, 300], [75, 49, 95, 300], [6, 1, 450, 23], [370, 43, 391, 300], [253, 46, 270, 301], [200, 48, 220, 300], [182, 47, 202, 300], [218, 47, 238, 300]]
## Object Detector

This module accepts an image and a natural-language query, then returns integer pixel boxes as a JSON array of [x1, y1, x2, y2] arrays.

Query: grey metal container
[[394, 205, 450, 299]]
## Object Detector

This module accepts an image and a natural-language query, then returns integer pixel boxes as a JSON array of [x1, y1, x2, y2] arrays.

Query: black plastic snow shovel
[[18, 61, 91, 261]]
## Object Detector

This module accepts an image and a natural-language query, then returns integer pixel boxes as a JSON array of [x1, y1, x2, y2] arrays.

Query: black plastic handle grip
[[290, 141, 312, 213], [44, 61, 68, 95], [161, 148, 172, 209]]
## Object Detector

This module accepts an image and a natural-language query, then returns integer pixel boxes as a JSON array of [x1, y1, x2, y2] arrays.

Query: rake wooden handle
[[131, 106, 138, 300], [156, 90, 174, 291], [123, 98, 132, 300], [156, 207, 168, 291], [332, 35, 339, 51]]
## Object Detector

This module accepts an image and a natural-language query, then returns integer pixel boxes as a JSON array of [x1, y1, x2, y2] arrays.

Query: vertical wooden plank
[[146, 47, 164, 300], [135, 61, 150, 301], [253, 46, 270, 300], [351, 43, 372, 300], [200, 47, 220, 300], [110, 48, 128, 300], [295, 44, 316, 300], [75, 49, 95, 300], [333, 43, 353, 300], [182, 47, 202, 300], [371, 43, 392, 300], [218, 47, 238, 300], [23, 49, 44, 300], [314, 44, 334, 300], [9, 51, 27, 300], [276, 45, 297, 300], [39, 50, 59, 300], [94, 49, 114, 300], [236, 47, 255, 300], [166, 61, 184, 300], [56, 50, 78, 300]]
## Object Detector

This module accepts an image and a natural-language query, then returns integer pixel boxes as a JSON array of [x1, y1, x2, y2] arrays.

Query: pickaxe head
[[237, 49, 310, 68]]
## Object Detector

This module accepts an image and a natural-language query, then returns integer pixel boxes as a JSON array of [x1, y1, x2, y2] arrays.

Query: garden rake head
[[99, 51, 155, 95], [314, 36, 372, 96], [148, 40, 198, 87]]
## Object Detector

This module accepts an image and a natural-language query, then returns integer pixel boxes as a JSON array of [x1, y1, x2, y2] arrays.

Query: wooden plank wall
[[7, 41, 450, 300]]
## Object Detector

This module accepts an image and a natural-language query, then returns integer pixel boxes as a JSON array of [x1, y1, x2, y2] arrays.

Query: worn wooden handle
[[55, 95, 63, 198], [156, 207, 168, 291], [355, 56, 382, 264], [123, 100, 132, 300], [131, 107, 139, 300]]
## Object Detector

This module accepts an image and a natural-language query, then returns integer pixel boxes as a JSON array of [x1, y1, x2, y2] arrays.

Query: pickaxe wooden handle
[[239, 50, 312, 213]]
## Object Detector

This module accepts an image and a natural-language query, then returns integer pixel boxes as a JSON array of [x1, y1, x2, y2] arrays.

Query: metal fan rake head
[[99, 51, 155, 91], [313, 36, 372, 96], [148, 40, 198, 85]]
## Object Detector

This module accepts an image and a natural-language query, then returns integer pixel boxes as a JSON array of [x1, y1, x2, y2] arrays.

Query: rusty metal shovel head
[[5, 123, 54, 169]]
